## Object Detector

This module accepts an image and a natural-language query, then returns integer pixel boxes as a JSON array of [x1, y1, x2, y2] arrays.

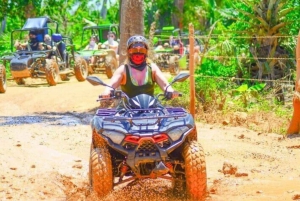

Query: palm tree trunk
[[287, 30, 300, 135], [119, 0, 144, 64], [24, 2, 36, 18]]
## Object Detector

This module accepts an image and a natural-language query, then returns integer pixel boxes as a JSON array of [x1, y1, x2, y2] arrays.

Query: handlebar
[[164, 91, 182, 100], [98, 90, 123, 100], [98, 90, 182, 105]]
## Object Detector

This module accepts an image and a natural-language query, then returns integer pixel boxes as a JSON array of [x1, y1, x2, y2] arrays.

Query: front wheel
[[74, 57, 88, 81], [89, 143, 113, 198], [0, 64, 7, 93], [169, 56, 180, 75], [105, 55, 117, 79], [15, 78, 25, 85], [45, 59, 59, 86], [180, 141, 207, 200]]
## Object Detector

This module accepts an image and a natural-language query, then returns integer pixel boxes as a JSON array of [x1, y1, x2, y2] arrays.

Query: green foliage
[[144, 0, 175, 31], [0, 33, 11, 53], [0, 33, 12, 78], [106, 1, 120, 24], [231, 83, 266, 107], [196, 58, 237, 77], [0, 0, 42, 21]]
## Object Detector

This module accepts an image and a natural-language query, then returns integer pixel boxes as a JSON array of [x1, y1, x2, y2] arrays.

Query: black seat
[[52, 34, 67, 62]]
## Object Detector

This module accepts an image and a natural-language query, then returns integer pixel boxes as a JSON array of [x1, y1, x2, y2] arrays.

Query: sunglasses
[[128, 47, 147, 54]]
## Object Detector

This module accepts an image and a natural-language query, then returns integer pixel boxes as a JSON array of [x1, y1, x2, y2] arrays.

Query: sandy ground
[[0, 74, 300, 201]]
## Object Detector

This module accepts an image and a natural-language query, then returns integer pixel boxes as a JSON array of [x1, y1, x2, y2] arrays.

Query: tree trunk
[[287, 30, 300, 135], [1, 17, 6, 34], [24, 2, 36, 18], [119, 0, 144, 64]]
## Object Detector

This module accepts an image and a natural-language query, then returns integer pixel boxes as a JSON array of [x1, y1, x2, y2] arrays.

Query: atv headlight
[[102, 130, 125, 144], [168, 126, 189, 142]]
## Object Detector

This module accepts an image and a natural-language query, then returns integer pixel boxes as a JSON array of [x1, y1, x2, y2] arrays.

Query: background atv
[[0, 63, 6, 93], [86, 73, 207, 200], [153, 26, 186, 75], [77, 24, 119, 78], [4, 17, 87, 86], [51, 33, 88, 82]]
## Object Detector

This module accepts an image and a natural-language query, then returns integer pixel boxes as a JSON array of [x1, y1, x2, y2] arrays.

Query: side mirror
[[165, 72, 190, 93], [86, 76, 110, 87], [170, 72, 190, 84]]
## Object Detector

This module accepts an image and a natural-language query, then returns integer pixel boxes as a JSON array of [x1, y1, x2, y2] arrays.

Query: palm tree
[[228, 0, 296, 80]]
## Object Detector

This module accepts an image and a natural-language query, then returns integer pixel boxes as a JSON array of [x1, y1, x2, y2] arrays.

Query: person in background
[[44, 34, 54, 50], [103, 31, 119, 54], [85, 36, 98, 50], [85, 36, 99, 67], [43, 34, 57, 59], [14, 30, 43, 51], [101, 35, 179, 100], [169, 35, 184, 55]]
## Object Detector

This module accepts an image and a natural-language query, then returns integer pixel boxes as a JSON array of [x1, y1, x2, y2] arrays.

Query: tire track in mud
[[60, 176, 187, 201], [0, 112, 192, 201]]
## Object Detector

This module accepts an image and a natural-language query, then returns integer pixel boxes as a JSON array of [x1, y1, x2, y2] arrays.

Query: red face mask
[[130, 53, 145, 65]]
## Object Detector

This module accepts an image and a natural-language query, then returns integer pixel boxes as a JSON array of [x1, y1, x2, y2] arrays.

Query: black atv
[[86, 72, 207, 200], [4, 17, 88, 86]]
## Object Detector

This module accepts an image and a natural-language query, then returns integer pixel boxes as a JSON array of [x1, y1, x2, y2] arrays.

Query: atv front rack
[[96, 107, 188, 127]]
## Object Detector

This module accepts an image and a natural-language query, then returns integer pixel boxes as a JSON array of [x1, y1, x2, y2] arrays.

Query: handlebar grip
[[98, 90, 114, 99], [165, 92, 182, 99]]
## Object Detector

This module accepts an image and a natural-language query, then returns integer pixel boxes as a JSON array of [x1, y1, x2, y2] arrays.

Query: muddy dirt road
[[0, 75, 300, 201]]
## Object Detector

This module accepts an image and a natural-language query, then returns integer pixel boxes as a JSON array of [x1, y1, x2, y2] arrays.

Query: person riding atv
[[14, 30, 43, 51], [101, 35, 179, 99], [87, 36, 207, 200]]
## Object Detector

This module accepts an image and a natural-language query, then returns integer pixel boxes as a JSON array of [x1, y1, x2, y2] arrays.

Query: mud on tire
[[74, 57, 88, 81], [0, 64, 7, 93], [89, 143, 113, 198], [179, 141, 207, 200], [45, 59, 59, 86], [15, 78, 25, 85], [59, 74, 69, 81], [104, 55, 118, 79]]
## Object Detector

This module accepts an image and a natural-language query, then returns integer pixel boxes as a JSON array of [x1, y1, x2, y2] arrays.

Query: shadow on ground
[[0, 107, 98, 126]]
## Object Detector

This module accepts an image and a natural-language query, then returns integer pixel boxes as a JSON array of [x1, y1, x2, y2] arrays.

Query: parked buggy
[[1, 17, 88, 86], [77, 24, 119, 78], [153, 26, 186, 75]]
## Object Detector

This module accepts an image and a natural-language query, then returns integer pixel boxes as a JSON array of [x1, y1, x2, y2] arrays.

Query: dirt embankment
[[0, 75, 300, 201]]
